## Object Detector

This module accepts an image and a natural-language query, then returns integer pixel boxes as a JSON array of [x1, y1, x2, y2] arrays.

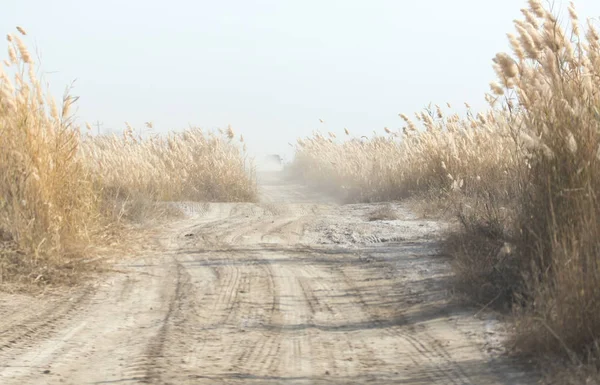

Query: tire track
[[335, 263, 472, 385], [0, 172, 538, 384], [141, 260, 190, 383], [0, 288, 93, 355], [231, 262, 282, 374]]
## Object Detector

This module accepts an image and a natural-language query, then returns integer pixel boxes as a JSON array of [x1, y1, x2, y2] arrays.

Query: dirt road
[[0, 172, 536, 384]]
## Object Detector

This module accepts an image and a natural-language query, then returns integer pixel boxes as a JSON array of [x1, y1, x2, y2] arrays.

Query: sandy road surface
[[0, 172, 537, 384]]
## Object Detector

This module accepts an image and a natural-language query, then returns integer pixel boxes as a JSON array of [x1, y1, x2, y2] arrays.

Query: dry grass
[[0, 29, 100, 287], [502, 1, 600, 372], [291, 1, 600, 381], [81, 126, 256, 222], [0, 30, 256, 288], [290, 108, 520, 204]]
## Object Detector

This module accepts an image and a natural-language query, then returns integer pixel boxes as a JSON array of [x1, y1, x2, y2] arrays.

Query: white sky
[[3, 1, 600, 159]]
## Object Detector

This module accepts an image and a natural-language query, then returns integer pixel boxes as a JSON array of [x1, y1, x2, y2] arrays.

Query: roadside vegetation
[[0, 29, 256, 288], [290, 1, 600, 382]]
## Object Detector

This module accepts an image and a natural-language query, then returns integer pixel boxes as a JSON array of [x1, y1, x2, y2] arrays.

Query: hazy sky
[[3, 1, 600, 158]]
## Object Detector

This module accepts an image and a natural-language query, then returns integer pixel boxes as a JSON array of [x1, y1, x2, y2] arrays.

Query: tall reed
[[292, 1, 600, 377], [0, 30, 256, 286]]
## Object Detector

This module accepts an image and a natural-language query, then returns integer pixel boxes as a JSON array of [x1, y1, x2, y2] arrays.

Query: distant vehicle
[[265, 154, 283, 165]]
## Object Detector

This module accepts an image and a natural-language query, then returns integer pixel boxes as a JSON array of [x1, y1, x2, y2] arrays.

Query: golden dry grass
[[0, 30, 256, 288], [291, 1, 600, 381], [81, 127, 256, 220]]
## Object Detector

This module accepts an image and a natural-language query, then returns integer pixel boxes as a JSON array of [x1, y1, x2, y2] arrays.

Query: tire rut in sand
[[0, 293, 94, 383], [0, 288, 93, 357], [115, 258, 194, 384], [0, 173, 538, 384], [335, 262, 473, 385], [225, 261, 284, 378], [152, 248, 283, 383]]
